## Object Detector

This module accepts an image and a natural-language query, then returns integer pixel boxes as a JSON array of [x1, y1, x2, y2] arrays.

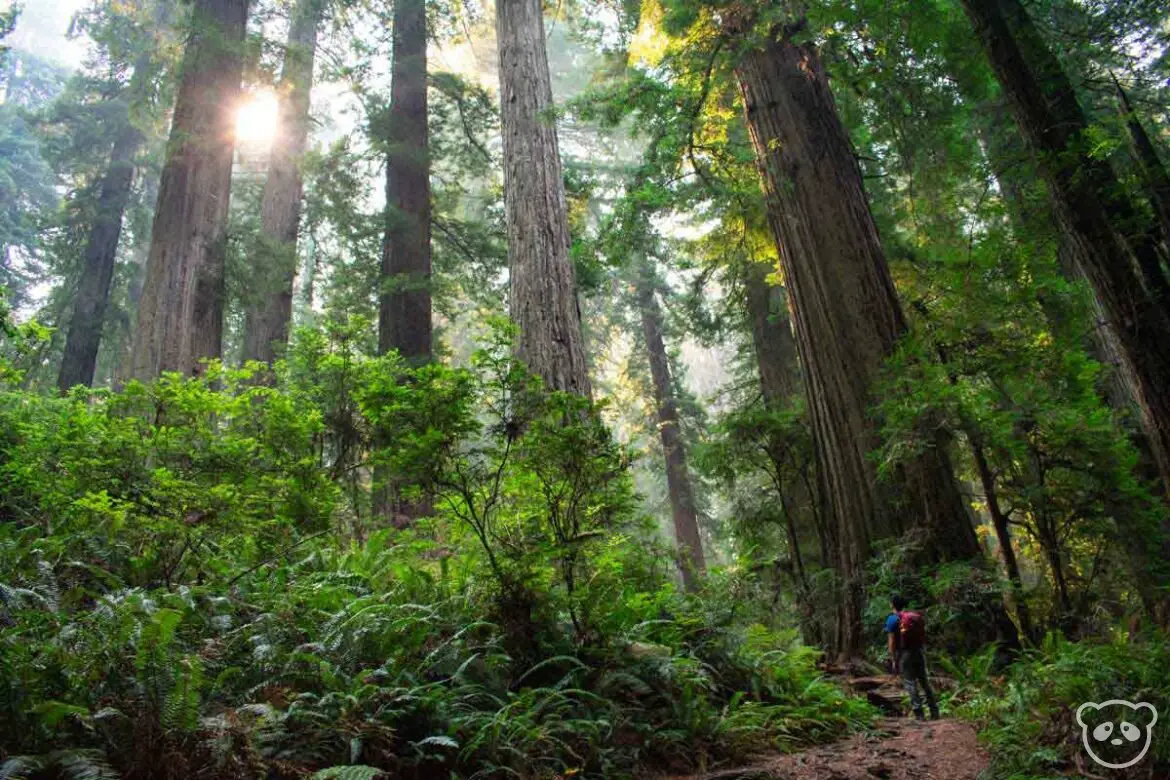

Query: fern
[[310, 766, 383, 780]]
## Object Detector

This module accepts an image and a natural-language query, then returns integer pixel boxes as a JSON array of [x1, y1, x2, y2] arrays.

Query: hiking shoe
[[929, 710, 940, 720]]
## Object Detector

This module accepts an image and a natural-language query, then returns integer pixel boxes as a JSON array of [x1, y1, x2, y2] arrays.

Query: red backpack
[[899, 610, 926, 650]]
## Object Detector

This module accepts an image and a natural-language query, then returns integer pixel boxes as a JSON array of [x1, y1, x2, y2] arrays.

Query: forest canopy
[[1, 0, 1169, 777]]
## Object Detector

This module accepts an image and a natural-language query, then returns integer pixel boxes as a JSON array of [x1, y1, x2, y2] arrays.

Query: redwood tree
[[732, 19, 981, 656], [495, 0, 591, 396], [131, 0, 249, 378], [960, 0, 1170, 492], [636, 263, 706, 590], [242, 0, 321, 364], [57, 58, 150, 390], [378, 0, 431, 365]]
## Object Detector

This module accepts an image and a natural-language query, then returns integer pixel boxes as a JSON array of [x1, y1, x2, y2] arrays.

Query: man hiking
[[885, 594, 939, 720]]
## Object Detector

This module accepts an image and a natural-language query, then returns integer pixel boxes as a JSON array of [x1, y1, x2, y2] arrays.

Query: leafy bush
[[954, 633, 1170, 778], [0, 331, 875, 779]]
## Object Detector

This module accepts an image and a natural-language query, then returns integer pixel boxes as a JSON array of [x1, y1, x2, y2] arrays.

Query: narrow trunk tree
[[969, 436, 1034, 640], [379, 0, 431, 364], [57, 77, 147, 390], [241, 0, 321, 364], [374, 0, 431, 526], [960, 0, 1170, 492], [1113, 76, 1170, 254], [496, 0, 591, 396], [744, 260, 800, 406], [131, 0, 249, 378], [733, 22, 980, 657], [636, 263, 706, 590], [745, 260, 823, 641]]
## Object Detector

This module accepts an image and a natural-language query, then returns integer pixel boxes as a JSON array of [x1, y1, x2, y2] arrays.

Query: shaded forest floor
[[664, 717, 988, 780]]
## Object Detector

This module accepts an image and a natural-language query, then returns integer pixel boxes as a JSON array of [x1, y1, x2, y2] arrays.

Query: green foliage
[[0, 327, 873, 778], [954, 633, 1170, 777]]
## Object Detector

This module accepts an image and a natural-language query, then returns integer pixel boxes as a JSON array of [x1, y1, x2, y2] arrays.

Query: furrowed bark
[[636, 263, 706, 590], [131, 0, 249, 378], [734, 26, 979, 657], [960, 0, 1170, 493], [242, 0, 321, 364], [496, 0, 591, 397]]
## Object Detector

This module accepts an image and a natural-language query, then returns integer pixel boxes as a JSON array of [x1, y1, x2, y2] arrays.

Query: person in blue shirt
[[886, 594, 939, 720]]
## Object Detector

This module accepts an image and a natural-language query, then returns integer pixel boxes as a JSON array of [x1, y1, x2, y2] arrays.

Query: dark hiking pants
[[899, 648, 938, 718]]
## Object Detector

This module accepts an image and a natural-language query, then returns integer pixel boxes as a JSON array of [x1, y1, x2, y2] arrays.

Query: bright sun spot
[[235, 91, 280, 145]]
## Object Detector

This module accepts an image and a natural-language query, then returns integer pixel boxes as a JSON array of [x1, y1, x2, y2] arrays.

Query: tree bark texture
[[961, 0, 1170, 491], [131, 0, 248, 378], [496, 0, 591, 397], [636, 265, 706, 590], [378, 0, 431, 364], [242, 0, 320, 364], [735, 30, 979, 657], [57, 95, 145, 390]]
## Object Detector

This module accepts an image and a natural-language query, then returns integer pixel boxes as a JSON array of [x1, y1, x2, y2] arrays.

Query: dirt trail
[[666, 717, 989, 780]]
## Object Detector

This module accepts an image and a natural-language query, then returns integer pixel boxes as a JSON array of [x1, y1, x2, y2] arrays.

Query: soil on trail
[[668, 717, 989, 780]]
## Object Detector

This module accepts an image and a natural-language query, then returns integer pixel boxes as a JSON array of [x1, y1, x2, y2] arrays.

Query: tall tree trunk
[[57, 95, 145, 390], [378, 0, 430, 364], [733, 23, 980, 658], [241, 0, 320, 364], [1113, 75, 1170, 255], [744, 259, 826, 636], [131, 0, 248, 379], [636, 263, 705, 590], [372, 0, 431, 527], [496, 0, 591, 397], [960, 0, 1170, 492]]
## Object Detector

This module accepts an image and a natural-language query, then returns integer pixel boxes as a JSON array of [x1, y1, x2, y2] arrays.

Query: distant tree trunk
[[636, 263, 706, 590], [378, 0, 430, 363], [241, 0, 320, 364], [733, 22, 980, 658], [131, 0, 248, 379], [1113, 75, 1170, 254], [57, 90, 145, 390], [744, 261, 800, 406], [745, 260, 824, 640], [496, 0, 591, 397], [374, 0, 431, 526], [969, 437, 1034, 641], [960, 0, 1170, 493]]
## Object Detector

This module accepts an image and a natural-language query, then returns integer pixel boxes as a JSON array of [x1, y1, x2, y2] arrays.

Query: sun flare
[[235, 90, 280, 145]]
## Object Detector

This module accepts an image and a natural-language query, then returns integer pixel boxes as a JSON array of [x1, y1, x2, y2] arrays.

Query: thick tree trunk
[[378, 0, 430, 364], [131, 0, 248, 378], [241, 0, 320, 364], [636, 264, 705, 590], [57, 100, 144, 390], [734, 27, 979, 658], [496, 0, 591, 397], [961, 0, 1170, 492]]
